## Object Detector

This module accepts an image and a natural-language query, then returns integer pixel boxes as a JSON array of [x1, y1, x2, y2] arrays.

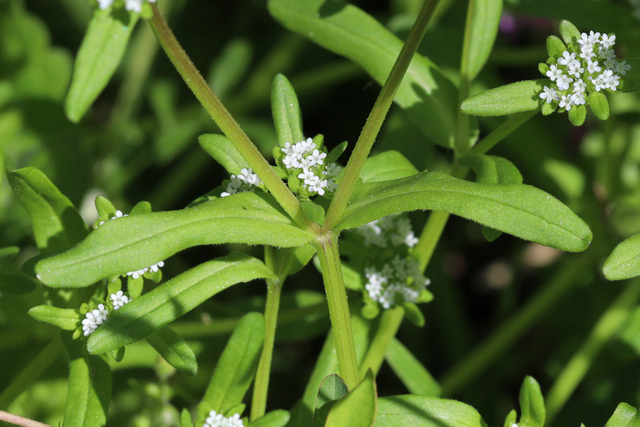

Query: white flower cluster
[[94, 210, 128, 229], [203, 410, 244, 427], [109, 291, 130, 310], [281, 138, 341, 196], [221, 168, 262, 198], [364, 256, 430, 309], [82, 304, 109, 336], [540, 31, 631, 110], [126, 260, 164, 280], [97, 0, 156, 13], [356, 215, 418, 248]]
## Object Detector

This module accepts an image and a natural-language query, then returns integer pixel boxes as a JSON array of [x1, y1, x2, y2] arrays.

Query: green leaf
[[543, 159, 585, 200], [403, 302, 425, 327], [465, 0, 502, 81], [199, 134, 250, 175], [360, 151, 418, 183], [568, 104, 586, 126], [87, 253, 274, 354], [146, 326, 198, 376], [559, 20, 581, 46], [603, 233, 640, 280], [313, 374, 350, 427], [277, 245, 316, 278], [7, 167, 88, 252], [36, 193, 312, 288], [65, 8, 138, 122], [208, 38, 253, 100], [271, 74, 304, 146], [198, 312, 265, 417], [459, 155, 523, 185], [546, 35, 566, 58], [504, 410, 518, 427], [604, 403, 640, 427], [518, 376, 545, 427], [61, 334, 112, 427], [28, 305, 79, 330], [375, 395, 488, 426], [248, 410, 290, 427], [268, 0, 458, 148], [181, 408, 194, 427], [588, 91, 610, 120], [336, 172, 592, 252], [325, 370, 377, 427], [301, 201, 325, 226], [461, 80, 545, 117], [386, 338, 441, 397]]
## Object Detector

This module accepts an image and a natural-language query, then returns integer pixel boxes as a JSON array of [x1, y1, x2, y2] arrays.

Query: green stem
[[323, 0, 441, 231], [359, 307, 404, 377], [251, 248, 283, 421], [454, 0, 474, 155], [414, 211, 451, 272], [148, 5, 317, 234], [470, 110, 539, 156], [440, 253, 594, 396], [313, 233, 359, 389], [0, 338, 62, 410], [545, 281, 640, 423]]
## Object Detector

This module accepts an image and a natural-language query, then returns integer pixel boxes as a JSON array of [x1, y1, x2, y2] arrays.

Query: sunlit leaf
[[87, 253, 275, 354], [7, 167, 88, 252], [603, 233, 640, 280], [464, 0, 502, 80], [28, 305, 79, 331], [146, 326, 198, 376], [272, 74, 304, 146], [36, 192, 312, 288], [375, 395, 488, 426], [325, 370, 376, 427], [198, 312, 265, 418], [65, 8, 138, 122], [336, 172, 592, 252], [462, 80, 545, 117]]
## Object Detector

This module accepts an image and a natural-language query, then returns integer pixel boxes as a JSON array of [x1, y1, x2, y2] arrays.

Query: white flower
[[546, 64, 563, 81], [539, 86, 558, 103], [82, 304, 109, 336], [126, 260, 164, 279], [125, 0, 143, 12], [598, 47, 616, 61], [559, 94, 573, 110], [614, 60, 632, 75], [587, 60, 602, 74], [600, 33, 616, 49], [323, 163, 342, 178], [557, 51, 576, 66], [203, 410, 244, 427], [573, 80, 586, 94], [97, 0, 114, 9], [221, 168, 262, 197], [110, 291, 130, 310], [556, 74, 573, 91], [570, 91, 586, 105]]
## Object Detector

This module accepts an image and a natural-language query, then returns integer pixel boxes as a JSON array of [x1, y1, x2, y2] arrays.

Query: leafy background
[[2, 0, 640, 425]]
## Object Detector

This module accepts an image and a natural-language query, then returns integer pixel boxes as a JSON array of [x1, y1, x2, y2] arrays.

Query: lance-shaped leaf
[[198, 312, 264, 418], [604, 402, 640, 427], [462, 80, 545, 117], [272, 74, 304, 146], [360, 151, 418, 184], [29, 305, 79, 331], [8, 167, 88, 252], [65, 8, 138, 122], [516, 376, 545, 427], [248, 410, 290, 427], [62, 334, 112, 427], [146, 326, 198, 376], [313, 374, 350, 427], [335, 172, 592, 252], [464, 0, 502, 81], [603, 233, 640, 280], [87, 253, 275, 354], [268, 0, 458, 148], [199, 134, 250, 175], [376, 395, 488, 426], [325, 370, 377, 427], [36, 192, 313, 288]]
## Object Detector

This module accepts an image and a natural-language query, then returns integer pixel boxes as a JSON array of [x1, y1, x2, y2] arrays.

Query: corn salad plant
[[2, 0, 640, 425]]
